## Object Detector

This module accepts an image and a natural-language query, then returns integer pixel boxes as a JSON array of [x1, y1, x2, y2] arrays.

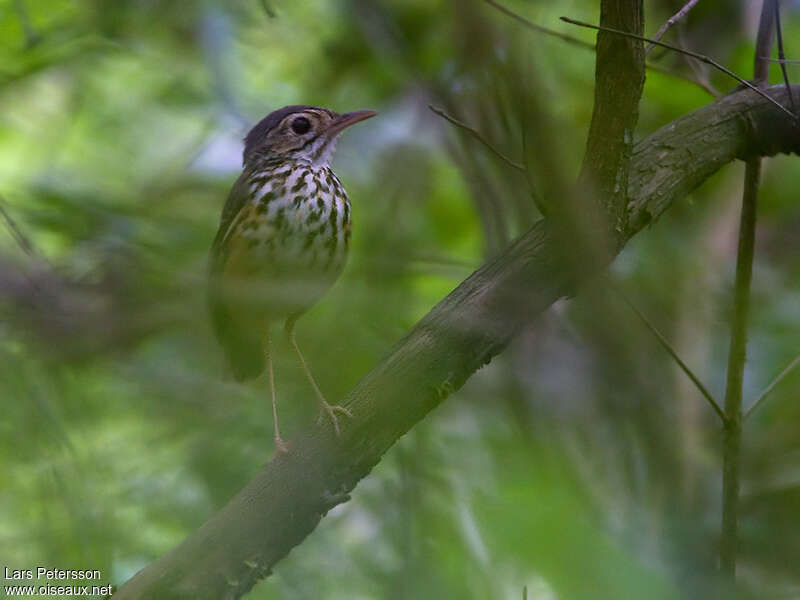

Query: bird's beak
[[328, 109, 377, 137]]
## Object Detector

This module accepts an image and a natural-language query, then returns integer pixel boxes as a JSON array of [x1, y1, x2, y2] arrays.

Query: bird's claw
[[316, 402, 353, 436]]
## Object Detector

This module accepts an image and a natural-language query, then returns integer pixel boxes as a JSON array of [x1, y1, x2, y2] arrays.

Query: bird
[[208, 105, 377, 452]]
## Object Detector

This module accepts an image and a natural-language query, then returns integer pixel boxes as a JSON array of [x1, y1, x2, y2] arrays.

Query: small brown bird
[[208, 105, 376, 451]]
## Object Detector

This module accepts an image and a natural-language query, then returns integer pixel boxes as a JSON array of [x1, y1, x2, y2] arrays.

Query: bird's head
[[243, 105, 376, 168]]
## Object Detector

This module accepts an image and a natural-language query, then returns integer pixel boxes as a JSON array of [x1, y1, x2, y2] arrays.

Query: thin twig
[[13, 0, 40, 48], [616, 289, 724, 421], [519, 97, 547, 215], [762, 57, 800, 65], [773, 1, 796, 112], [260, 0, 276, 18], [560, 16, 798, 121], [0, 197, 37, 258], [647, 61, 719, 97], [676, 21, 721, 97], [428, 105, 526, 172], [483, 0, 716, 97], [483, 0, 594, 50], [744, 352, 800, 420], [646, 0, 701, 55]]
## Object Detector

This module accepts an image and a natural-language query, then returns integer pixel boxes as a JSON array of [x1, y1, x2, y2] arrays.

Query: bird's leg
[[285, 318, 352, 436], [265, 330, 288, 453]]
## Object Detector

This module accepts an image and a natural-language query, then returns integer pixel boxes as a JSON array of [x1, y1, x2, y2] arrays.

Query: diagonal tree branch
[[111, 84, 800, 600]]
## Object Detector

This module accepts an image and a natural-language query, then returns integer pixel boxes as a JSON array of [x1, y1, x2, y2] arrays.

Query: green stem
[[719, 0, 774, 579], [720, 158, 760, 577]]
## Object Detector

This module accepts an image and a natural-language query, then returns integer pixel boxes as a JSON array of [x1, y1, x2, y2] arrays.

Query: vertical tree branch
[[719, 0, 775, 580], [561, 0, 645, 280], [577, 1, 645, 238]]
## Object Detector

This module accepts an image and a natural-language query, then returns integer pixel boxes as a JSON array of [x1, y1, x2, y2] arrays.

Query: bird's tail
[[209, 285, 265, 381], [223, 326, 265, 381]]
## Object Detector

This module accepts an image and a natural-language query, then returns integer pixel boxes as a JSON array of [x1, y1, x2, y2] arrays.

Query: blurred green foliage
[[1, 0, 799, 598]]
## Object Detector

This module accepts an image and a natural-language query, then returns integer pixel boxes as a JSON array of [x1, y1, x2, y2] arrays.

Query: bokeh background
[[1, 1, 799, 598]]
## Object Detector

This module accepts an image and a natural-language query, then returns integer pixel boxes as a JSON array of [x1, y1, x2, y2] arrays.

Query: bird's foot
[[274, 434, 289, 454], [316, 401, 353, 436]]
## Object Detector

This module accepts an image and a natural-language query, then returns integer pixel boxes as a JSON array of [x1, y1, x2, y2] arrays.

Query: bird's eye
[[291, 116, 311, 135]]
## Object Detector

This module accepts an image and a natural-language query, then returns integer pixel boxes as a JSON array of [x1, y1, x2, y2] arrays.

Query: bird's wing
[[208, 172, 265, 380], [209, 171, 251, 271]]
